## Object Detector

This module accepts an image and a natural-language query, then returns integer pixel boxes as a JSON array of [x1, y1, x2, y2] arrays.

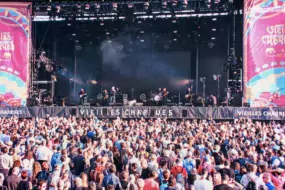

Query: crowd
[[0, 116, 283, 190]]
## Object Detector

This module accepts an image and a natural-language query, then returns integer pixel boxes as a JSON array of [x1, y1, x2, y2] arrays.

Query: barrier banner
[[0, 3, 31, 106], [1, 106, 285, 120], [79, 107, 179, 118], [244, 0, 285, 107]]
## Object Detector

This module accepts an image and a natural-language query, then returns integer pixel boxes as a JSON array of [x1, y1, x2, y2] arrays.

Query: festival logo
[[244, 0, 285, 107]]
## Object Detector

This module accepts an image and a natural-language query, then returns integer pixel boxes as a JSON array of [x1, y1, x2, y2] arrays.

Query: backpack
[[158, 168, 165, 183], [51, 152, 61, 169], [37, 170, 49, 181], [175, 167, 185, 187], [121, 154, 129, 166], [234, 171, 242, 183], [246, 175, 256, 190], [277, 158, 285, 169], [183, 159, 194, 174], [160, 182, 168, 190]]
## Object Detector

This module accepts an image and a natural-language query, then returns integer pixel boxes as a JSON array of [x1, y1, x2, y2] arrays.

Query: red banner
[[244, 0, 285, 107], [0, 2, 31, 106]]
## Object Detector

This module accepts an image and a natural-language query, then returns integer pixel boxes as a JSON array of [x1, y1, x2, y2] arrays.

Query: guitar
[[80, 93, 87, 98], [185, 93, 194, 104], [161, 92, 169, 98], [104, 94, 109, 100]]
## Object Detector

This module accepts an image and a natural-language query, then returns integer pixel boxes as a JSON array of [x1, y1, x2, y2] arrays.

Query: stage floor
[[0, 106, 284, 120]]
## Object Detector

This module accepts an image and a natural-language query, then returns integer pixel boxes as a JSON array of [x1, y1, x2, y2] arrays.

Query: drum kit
[[150, 93, 162, 102]]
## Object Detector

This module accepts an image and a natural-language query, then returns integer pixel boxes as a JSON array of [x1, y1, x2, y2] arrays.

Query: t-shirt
[[72, 155, 85, 176], [214, 184, 234, 190], [265, 182, 276, 190], [170, 166, 187, 178], [194, 179, 213, 190]]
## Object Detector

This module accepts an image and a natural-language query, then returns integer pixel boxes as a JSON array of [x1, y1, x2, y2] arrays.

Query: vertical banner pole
[[74, 49, 77, 101], [195, 43, 199, 95]]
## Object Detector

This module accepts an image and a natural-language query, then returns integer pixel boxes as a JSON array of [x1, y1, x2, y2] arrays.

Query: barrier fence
[[1, 106, 285, 120]]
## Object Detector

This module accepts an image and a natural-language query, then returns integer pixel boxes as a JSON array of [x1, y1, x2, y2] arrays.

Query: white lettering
[[80, 109, 85, 115]]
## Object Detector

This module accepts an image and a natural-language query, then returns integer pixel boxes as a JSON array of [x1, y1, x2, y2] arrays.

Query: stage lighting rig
[[32, 0, 235, 21]]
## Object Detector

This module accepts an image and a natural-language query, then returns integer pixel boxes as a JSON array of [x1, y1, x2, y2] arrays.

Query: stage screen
[[244, 0, 285, 107], [0, 2, 31, 106]]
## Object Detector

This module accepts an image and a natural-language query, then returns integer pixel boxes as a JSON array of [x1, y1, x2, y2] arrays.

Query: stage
[[0, 106, 285, 120]]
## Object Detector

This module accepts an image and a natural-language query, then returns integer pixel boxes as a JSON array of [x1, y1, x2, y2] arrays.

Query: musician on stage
[[79, 88, 87, 105], [185, 87, 195, 106], [110, 86, 116, 104], [209, 94, 217, 107], [161, 88, 169, 106], [102, 89, 109, 106]]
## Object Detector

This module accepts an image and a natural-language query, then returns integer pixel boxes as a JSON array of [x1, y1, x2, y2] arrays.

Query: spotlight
[[51, 75, 57, 82], [161, 1, 167, 9], [100, 22, 104, 26], [67, 23, 71, 26], [95, 4, 100, 12], [75, 45, 82, 51], [45, 64, 53, 72], [55, 5, 60, 13], [62, 68, 67, 74], [206, 0, 212, 8], [127, 3, 133, 8], [182, 0, 188, 8], [72, 33, 76, 36], [85, 4, 90, 10], [212, 28, 216, 31], [144, 2, 150, 9], [140, 31, 144, 34], [213, 75, 220, 80], [212, 17, 217, 21], [211, 37, 216, 40], [200, 77, 206, 82], [208, 41, 215, 48], [90, 80, 97, 84], [47, 6, 51, 11], [112, 3, 118, 11], [173, 30, 178, 33]]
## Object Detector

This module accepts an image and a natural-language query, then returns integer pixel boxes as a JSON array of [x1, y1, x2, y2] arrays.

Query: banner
[[1, 106, 285, 120], [244, 0, 285, 107], [0, 3, 31, 106]]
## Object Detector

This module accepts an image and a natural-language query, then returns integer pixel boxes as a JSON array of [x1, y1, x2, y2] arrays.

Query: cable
[[36, 22, 51, 55]]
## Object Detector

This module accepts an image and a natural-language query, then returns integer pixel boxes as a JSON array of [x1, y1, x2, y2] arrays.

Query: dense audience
[[0, 116, 283, 190]]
